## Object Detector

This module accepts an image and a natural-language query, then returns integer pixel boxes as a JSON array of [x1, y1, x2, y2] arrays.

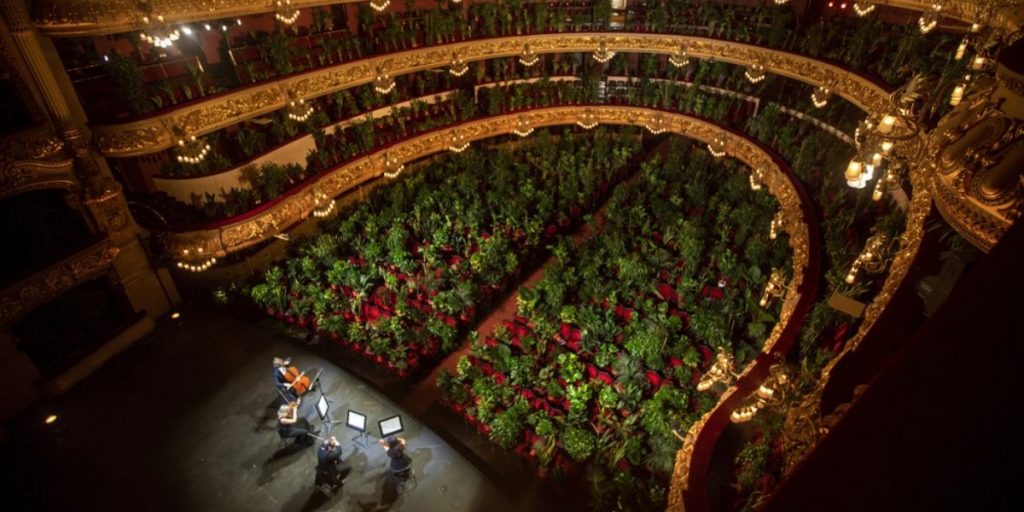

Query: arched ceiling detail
[[92, 33, 894, 157]]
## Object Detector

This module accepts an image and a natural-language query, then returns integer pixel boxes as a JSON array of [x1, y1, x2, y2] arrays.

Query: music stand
[[346, 410, 370, 448], [378, 415, 404, 438], [315, 394, 330, 421]]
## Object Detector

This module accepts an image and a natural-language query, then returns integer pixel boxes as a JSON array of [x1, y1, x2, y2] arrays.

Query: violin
[[278, 359, 312, 396]]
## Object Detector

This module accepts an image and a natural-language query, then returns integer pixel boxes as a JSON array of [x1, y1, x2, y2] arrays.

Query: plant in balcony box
[[557, 352, 584, 385], [490, 397, 530, 449], [566, 383, 593, 422]]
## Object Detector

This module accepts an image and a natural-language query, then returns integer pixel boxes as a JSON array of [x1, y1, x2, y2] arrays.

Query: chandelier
[[369, 0, 391, 12], [918, 4, 942, 34], [592, 38, 615, 64], [759, 268, 788, 307], [846, 232, 893, 284], [449, 52, 469, 77], [949, 82, 966, 106], [286, 96, 314, 122], [730, 359, 790, 423], [955, 37, 969, 60], [512, 116, 534, 137], [140, 14, 181, 49], [769, 211, 785, 240], [853, 1, 876, 17], [668, 43, 690, 68], [576, 109, 599, 130], [448, 129, 469, 153], [312, 189, 336, 218], [745, 64, 766, 84], [707, 135, 727, 158], [871, 162, 901, 201], [382, 152, 404, 179], [374, 68, 396, 95], [773, 0, 790, 4], [645, 113, 668, 135], [811, 86, 832, 108], [519, 44, 539, 67], [696, 351, 736, 392], [275, 0, 300, 25], [174, 129, 211, 165]]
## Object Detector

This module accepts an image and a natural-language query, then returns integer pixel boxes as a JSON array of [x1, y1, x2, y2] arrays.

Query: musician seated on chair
[[378, 435, 411, 477], [316, 436, 349, 493], [273, 357, 295, 399], [277, 398, 318, 445]]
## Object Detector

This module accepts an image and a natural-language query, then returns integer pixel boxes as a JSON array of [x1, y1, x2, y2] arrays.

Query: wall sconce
[[749, 168, 764, 191], [448, 129, 469, 153], [311, 189, 335, 218], [369, 0, 391, 13], [918, 4, 941, 34], [177, 247, 217, 272], [576, 109, 599, 130], [707, 136, 727, 158], [645, 113, 668, 135], [592, 37, 615, 63], [285, 91, 314, 122], [759, 268, 788, 307], [448, 52, 469, 77], [274, 0, 300, 25], [853, 1, 876, 16], [744, 64, 766, 84], [668, 43, 690, 68], [846, 231, 893, 284], [519, 44, 539, 67], [769, 211, 785, 240], [382, 152, 404, 179], [730, 360, 791, 423], [697, 351, 736, 392], [374, 67, 396, 95], [512, 115, 534, 137], [812, 86, 832, 108]]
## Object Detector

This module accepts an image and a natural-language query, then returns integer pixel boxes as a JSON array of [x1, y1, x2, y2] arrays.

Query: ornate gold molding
[[888, 1, 1022, 33], [31, 0, 355, 37], [0, 238, 118, 326], [0, 125, 78, 201], [93, 33, 893, 157]]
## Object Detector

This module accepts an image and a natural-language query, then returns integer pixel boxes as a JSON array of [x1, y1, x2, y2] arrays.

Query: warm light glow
[[812, 86, 831, 108], [512, 116, 534, 137], [669, 44, 690, 68], [175, 134, 211, 165], [171, 312, 181, 319], [374, 72, 396, 95], [707, 136, 727, 158], [177, 257, 218, 272], [369, 0, 391, 12], [140, 14, 181, 49], [45, 415, 58, 425], [449, 53, 469, 77], [519, 44, 539, 67], [972, 56, 987, 70], [918, 5, 941, 34], [448, 129, 470, 153], [878, 114, 897, 134], [576, 109, 599, 130], [853, 1, 876, 16], [286, 98, 314, 122], [744, 64, 766, 84], [881, 140, 894, 154], [950, 84, 965, 106], [955, 38, 968, 60], [382, 153, 404, 179], [275, 0, 300, 25], [592, 38, 615, 63], [645, 114, 667, 135]]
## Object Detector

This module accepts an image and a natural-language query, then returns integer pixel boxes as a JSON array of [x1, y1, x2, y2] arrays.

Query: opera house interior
[[0, 0, 1022, 511]]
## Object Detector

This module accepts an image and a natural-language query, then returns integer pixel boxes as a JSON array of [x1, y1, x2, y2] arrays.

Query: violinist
[[277, 398, 319, 445]]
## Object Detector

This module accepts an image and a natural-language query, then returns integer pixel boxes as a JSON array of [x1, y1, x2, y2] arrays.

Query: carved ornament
[[92, 33, 893, 157], [0, 238, 118, 326]]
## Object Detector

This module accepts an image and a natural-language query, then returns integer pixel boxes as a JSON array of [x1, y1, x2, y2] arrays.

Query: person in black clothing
[[272, 357, 296, 401], [379, 435, 411, 477], [316, 436, 349, 495], [277, 399, 318, 445]]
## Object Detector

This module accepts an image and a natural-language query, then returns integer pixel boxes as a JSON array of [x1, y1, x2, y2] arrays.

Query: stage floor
[[2, 308, 514, 512]]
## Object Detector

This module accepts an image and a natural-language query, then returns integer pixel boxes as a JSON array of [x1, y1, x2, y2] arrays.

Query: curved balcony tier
[[92, 33, 894, 157]]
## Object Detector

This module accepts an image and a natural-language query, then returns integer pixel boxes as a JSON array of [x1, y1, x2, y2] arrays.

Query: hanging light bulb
[[811, 86, 832, 108], [853, 1, 876, 16], [519, 44, 539, 67], [275, 0, 300, 25], [846, 232, 891, 284], [877, 114, 897, 134], [971, 56, 987, 70], [369, 0, 391, 12], [845, 160, 865, 188], [745, 64, 766, 84]]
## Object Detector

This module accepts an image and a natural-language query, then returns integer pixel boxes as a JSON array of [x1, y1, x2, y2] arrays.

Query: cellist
[[273, 357, 299, 400]]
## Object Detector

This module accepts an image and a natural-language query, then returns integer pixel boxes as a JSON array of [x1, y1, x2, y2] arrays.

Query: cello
[[276, 358, 313, 396]]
